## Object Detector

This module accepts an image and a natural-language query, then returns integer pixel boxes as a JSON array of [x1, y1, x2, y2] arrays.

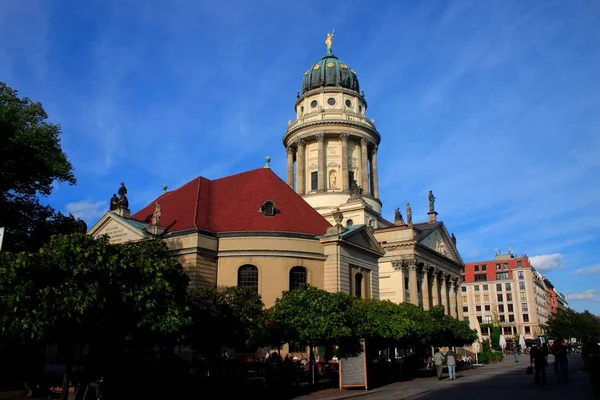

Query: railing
[[288, 111, 376, 130]]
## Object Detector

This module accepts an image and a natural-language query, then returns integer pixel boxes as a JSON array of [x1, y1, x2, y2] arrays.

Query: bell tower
[[283, 33, 387, 229]]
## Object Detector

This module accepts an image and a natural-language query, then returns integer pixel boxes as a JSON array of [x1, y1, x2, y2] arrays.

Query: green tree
[[544, 308, 600, 341], [0, 234, 189, 399], [0, 82, 83, 252]]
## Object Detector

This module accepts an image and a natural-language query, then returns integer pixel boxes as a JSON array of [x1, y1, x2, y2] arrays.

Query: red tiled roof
[[132, 168, 331, 236]]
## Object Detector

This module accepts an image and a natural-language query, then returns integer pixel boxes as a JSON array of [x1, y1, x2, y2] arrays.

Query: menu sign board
[[339, 340, 368, 390]]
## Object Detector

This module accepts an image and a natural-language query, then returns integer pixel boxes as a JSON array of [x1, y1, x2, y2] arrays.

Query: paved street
[[299, 354, 593, 400]]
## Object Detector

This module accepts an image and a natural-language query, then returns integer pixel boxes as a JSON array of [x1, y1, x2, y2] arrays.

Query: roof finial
[[162, 184, 168, 193], [264, 156, 271, 169], [325, 30, 335, 52]]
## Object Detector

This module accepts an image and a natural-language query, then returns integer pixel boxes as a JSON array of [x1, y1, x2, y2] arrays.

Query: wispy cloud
[[567, 290, 600, 301], [66, 200, 108, 222], [529, 254, 564, 272], [573, 265, 600, 276]]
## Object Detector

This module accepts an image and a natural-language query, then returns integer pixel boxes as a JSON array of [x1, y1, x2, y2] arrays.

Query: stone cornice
[[283, 119, 381, 145]]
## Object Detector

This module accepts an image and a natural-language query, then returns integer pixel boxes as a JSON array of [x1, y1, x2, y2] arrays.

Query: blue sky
[[1, 0, 599, 312]]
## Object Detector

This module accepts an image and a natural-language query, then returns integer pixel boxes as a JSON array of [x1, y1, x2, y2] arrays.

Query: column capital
[[391, 260, 404, 271], [287, 146, 295, 154], [316, 133, 325, 142], [422, 264, 433, 275], [360, 138, 368, 146], [371, 145, 378, 154], [339, 133, 349, 142], [295, 139, 306, 148]]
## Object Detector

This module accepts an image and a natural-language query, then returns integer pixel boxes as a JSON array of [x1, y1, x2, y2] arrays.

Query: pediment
[[88, 212, 148, 244], [418, 224, 462, 263], [342, 226, 385, 257]]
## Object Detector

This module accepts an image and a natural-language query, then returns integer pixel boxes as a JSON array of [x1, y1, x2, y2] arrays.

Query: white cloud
[[567, 289, 600, 301], [529, 253, 564, 271], [66, 200, 107, 221], [573, 265, 600, 275]]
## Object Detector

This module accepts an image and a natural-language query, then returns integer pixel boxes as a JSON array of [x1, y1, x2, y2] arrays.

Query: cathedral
[[89, 34, 464, 321]]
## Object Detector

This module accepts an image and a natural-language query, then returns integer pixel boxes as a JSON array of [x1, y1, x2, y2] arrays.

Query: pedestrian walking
[[530, 340, 548, 385], [582, 335, 600, 399], [514, 343, 519, 363], [445, 348, 457, 380], [551, 338, 569, 384], [433, 348, 444, 380]]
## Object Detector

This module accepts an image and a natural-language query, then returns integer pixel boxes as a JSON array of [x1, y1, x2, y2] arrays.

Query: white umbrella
[[469, 315, 483, 366], [499, 334, 507, 349], [519, 334, 526, 348]]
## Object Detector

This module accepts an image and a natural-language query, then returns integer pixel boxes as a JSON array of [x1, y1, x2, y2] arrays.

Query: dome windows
[[327, 98, 336, 106], [345, 99, 352, 108], [310, 100, 318, 108]]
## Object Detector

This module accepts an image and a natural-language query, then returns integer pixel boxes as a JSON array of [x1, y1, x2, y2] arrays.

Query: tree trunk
[[60, 364, 71, 400]]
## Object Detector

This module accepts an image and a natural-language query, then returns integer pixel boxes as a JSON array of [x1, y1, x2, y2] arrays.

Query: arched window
[[289, 266, 308, 291], [355, 273, 363, 298], [238, 265, 258, 292]]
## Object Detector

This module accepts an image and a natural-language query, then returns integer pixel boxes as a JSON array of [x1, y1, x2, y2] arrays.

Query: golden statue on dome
[[325, 30, 335, 51]]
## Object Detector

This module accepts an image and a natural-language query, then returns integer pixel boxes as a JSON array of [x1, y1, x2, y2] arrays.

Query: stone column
[[296, 139, 306, 195], [286, 146, 294, 189], [421, 266, 431, 310], [392, 261, 404, 302], [450, 278, 458, 318], [409, 263, 419, 306], [340, 133, 349, 191], [317, 133, 325, 192], [431, 270, 439, 306], [457, 278, 464, 321], [441, 274, 449, 315], [371, 146, 380, 199], [360, 138, 369, 193]]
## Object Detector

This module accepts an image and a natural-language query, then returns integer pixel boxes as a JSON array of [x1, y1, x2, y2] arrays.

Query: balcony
[[287, 110, 377, 132]]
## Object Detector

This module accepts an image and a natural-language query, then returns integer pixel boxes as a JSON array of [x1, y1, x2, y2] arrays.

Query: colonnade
[[392, 260, 462, 318], [285, 133, 379, 198]]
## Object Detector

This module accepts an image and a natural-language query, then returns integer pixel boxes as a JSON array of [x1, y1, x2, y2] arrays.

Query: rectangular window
[[475, 295, 480, 302], [481, 327, 489, 335], [508, 304, 514, 312], [520, 292, 527, 301], [348, 171, 355, 188], [475, 274, 487, 281], [525, 326, 531, 334], [484, 315, 492, 323], [507, 293, 513, 302], [509, 314, 515, 322], [497, 293, 503, 302], [497, 272, 509, 280], [476, 306, 481, 312], [500, 315, 506, 323], [462, 296, 468, 303], [522, 303, 528, 312], [518, 271, 524, 280], [496, 283, 502, 291], [484, 294, 490, 301], [517, 260, 522, 267], [477, 316, 483, 323], [498, 304, 505, 312], [463, 306, 468, 313], [503, 326, 511, 334], [503, 263, 509, 269], [496, 263, 501, 271], [519, 282, 526, 290], [462, 286, 467, 292], [505, 283, 512, 291], [474, 265, 479, 272], [482, 264, 487, 271], [523, 314, 529, 322], [311, 171, 318, 190], [483, 284, 488, 291], [485, 305, 490, 311], [475, 285, 480, 291]]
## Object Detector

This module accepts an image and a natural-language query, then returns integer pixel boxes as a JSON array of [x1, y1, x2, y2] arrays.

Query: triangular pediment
[[341, 226, 385, 257], [88, 212, 149, 244], [417, 224, 462, 263]]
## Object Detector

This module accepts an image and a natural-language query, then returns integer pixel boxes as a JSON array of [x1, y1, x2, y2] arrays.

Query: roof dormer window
[[258, 200, 278, 217]]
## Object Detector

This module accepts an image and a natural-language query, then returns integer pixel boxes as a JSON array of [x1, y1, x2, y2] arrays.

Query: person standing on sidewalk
[[552, 338, 569, 384], [445, 348, 457, 380], [530, 340, 548, 385], [514, 343, 520, 363], [433, 348, 445, 380], [582, 335, 600, 399]]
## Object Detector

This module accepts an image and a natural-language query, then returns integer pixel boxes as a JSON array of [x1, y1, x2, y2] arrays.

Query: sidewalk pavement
[[295, 354, 592, 400]]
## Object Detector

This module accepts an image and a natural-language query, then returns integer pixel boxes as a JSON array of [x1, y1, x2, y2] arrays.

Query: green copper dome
[[301, 49, 360, 94]]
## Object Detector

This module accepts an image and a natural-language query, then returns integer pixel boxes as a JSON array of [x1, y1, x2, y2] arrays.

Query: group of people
[[529, 335, 600, 398], [428, 348, 458, 380]]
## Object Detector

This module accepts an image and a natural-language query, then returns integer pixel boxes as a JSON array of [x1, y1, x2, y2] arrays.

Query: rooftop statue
[[109, 194, 119, 211], [350, 180, 363, 196], [151, 202, 162, 226], [428, 190, 436, 213], [118, 182, 129, 210], [394, 208, 403, 222], [406, 202, 412, 225], [325, 30, 335, 51]]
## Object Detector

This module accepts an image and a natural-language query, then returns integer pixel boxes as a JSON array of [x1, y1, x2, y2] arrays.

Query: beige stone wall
[[216, 235, 327, 308]]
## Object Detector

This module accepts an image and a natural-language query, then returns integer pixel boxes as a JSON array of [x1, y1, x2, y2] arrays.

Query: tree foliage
[[0, 82, 84, 252], [0, 234, 189, 346], [543, 308, 600, 341]]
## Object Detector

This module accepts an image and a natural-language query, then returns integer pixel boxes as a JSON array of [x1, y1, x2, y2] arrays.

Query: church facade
[[89, 34, 464, 319]]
